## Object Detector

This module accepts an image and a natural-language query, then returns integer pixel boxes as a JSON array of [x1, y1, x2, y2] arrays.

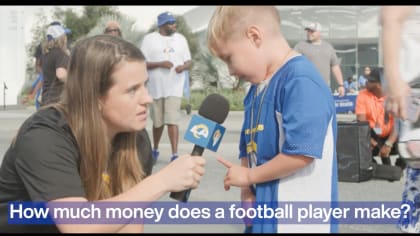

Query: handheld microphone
[[170, 93, 230, 202]]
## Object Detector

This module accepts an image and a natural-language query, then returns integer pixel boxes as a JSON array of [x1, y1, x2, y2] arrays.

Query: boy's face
[[213, 35, 266, 84]]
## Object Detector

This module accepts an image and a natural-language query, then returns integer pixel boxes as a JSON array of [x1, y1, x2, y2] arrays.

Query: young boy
[[207, 6, 338, 233]]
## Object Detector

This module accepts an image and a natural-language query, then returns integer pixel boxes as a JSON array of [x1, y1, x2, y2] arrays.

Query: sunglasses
[[105, 28, 121, 33]]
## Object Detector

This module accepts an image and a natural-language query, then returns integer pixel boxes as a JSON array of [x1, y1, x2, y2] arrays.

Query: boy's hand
[[217, 157, 251, 191]]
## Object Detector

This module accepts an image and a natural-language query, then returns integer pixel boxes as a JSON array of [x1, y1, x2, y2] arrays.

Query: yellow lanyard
[[248, 82, 269, 168]]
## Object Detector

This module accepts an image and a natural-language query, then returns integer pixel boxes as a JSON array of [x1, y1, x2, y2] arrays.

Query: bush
[[182, 89, 246, 111]]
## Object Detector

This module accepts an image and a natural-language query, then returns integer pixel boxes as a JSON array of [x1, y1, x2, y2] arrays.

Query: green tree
[[85, 14, 145, 46], [23, 6, 122, 96], [24, 9, 49, 87], [52, 6, 121, 44], [191, 50, 219, 92], [174, 16, 199, 62]]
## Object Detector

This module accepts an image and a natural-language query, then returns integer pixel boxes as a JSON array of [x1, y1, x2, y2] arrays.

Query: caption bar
[[8, 201, 411, 224]]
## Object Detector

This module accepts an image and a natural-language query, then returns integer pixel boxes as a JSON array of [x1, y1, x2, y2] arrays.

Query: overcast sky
[[22, 5, 198, 43]]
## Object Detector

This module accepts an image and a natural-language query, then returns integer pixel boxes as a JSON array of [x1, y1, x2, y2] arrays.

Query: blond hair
[[207, 6, 281, 55], [41, 34, 68, 55]]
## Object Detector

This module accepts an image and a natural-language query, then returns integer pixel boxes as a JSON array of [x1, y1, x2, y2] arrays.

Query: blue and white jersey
[[238, 55, 338, 233]]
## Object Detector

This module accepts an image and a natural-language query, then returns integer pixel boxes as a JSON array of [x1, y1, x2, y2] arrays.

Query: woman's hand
[[157, 154, 206, 192]]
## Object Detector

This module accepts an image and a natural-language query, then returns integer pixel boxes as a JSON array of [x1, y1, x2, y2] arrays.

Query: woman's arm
[[381, 6, 414, 119], [50, 154, 206, 233]]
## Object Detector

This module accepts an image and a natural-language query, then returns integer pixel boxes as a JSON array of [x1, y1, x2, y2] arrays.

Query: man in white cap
[[140, 11, 192, 163], [294, 22, 345, 96]]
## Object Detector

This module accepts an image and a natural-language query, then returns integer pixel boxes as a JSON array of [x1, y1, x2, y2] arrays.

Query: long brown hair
[[42, 34, 68, 55], [56, 35, 145, 200]]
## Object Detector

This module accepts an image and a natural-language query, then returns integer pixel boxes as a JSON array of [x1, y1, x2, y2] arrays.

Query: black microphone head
[[198, 93, 230, 124]]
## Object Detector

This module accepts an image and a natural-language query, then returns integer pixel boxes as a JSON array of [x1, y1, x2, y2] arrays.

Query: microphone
[[170, 93, 230, 202]]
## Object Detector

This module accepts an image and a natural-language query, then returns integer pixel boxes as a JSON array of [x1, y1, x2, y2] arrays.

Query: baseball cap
[[50, 21, 62, 26], [366, 68, 382, 83], [305, 22, 322, 32], [49, 21, 71, 34], [157, 11, 176, 27], [46, 25, 70, 41]]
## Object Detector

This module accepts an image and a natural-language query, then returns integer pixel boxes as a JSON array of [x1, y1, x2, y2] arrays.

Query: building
[[1, 6, 382, 105], [183, 6, 381, 90], [0, 6, 26, 107]]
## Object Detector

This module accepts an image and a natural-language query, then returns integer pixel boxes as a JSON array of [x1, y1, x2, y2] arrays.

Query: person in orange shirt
[[355, 67, 402, 167]]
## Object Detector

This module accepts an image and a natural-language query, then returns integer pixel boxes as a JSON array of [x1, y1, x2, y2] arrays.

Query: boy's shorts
[[150, 96, 182, 127]]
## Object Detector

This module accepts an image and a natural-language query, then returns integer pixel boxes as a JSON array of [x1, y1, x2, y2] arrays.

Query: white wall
[[0, 6, 26, 106]]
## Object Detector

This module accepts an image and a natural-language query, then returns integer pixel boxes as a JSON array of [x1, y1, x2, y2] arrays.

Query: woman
[[0, 35, 206, 233], [102, 19, 156, 171], [40, 24, 70, 106]]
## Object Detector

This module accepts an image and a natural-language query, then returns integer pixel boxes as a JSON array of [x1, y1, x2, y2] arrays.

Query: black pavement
[[0, 107, 405, 233]]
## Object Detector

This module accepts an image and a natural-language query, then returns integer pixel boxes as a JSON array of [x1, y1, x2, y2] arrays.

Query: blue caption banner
[[7, 201, 412, 225]]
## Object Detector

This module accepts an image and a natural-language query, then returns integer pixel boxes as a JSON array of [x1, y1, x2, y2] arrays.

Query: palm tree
[[191, 50, 219, 92], [85, 14, 145, 46]]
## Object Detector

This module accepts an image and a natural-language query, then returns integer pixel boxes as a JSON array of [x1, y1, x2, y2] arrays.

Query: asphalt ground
[[0, 106, 405, 233]]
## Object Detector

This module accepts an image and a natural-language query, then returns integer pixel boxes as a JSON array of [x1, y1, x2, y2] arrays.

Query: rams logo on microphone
[[212, 129, 221, 146], [190, 124, 209, 139]]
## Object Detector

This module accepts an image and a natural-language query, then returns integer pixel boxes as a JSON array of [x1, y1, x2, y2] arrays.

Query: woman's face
[[100, 60, 152, 138]]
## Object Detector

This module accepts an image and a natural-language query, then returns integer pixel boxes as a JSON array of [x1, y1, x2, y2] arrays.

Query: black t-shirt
[[40, 48, 69, 106], [0, 107, 154, 233], [34, 43, 42, 59]]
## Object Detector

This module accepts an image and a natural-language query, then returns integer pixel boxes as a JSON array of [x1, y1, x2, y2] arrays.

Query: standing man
[[140, 11, 192, 162], [294, 22, 345, 96]]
